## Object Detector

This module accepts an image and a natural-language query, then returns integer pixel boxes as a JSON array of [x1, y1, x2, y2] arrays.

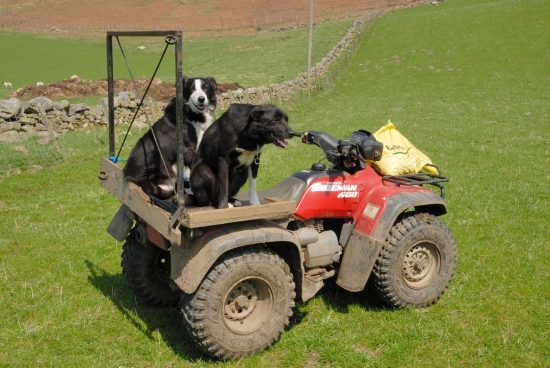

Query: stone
[[132, 115, 149, 130], [53, 100, 70, 111], [68, 103, 88, 116], [89, 104, 104, 118], [21, 124, 35, 133], [0, 130, 21, 143], [35, 123, 47, 131], [19, 115, 38, 125], [24, 96, 54, 114], [141, 97, 153, 107], [0, 121, 21, 133], [36, 131, 56, 144], [0, 98, 22, 119]]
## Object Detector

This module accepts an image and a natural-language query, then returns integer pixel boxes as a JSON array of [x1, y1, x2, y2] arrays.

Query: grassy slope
[[0, 19, 351, 97], [0, 0, 548, 366]]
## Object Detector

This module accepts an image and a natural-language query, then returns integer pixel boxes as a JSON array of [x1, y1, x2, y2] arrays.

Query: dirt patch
[[0, 0, 422, 36], [12, 78, 243, 102]]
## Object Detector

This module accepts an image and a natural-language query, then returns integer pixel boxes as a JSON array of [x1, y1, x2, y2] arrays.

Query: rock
[[36, 131, 56, 145], [117, 91, 137, 100], [115, 91, 137, 108], [21, 125, 35, 133], [0, 121, 21, 133], [24, 97, 54, 114], [19, 115, 38, 125], [132, 115, 149, 130], [141, 97, 153, 107], [89, 104, 104, 118], [0, 130, 21, 143], [53, 100, 70, 111], [35, 123, 47, 131], [101, 97, 119, 110], [0, 98, 22, 119], [68, 103, 88, 116]]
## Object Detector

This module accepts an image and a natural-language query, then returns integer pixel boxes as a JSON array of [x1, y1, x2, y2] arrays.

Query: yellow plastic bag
[[372, 120, 438, 175]]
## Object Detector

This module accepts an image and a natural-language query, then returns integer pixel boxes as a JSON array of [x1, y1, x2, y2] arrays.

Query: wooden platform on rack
[[98, 158, 296, 242]]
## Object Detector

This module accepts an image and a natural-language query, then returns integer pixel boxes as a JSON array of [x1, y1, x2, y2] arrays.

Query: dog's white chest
[[236, 147, 261, 167], [192, 113, 214, 150]]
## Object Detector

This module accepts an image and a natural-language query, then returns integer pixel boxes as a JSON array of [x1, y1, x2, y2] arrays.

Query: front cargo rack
[[382, 165, 449, 198]]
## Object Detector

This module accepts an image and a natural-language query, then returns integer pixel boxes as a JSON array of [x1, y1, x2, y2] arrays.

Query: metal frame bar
[[382, 173, 448, 198], [106, 30, 185, 204]]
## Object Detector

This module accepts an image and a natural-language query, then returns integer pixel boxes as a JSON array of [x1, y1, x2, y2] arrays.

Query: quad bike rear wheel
[[372, 212, 457, 308], [121, 228, 180, 307], [181, 247, 295, 360]]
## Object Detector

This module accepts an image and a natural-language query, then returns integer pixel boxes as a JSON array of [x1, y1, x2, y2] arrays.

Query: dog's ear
[[250, 106, 265, 122], [273, 108, 286, 122], [207, 77, 217, 91]]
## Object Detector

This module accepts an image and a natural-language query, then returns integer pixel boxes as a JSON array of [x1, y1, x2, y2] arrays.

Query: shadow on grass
[[315, 279, 389, 314], [84, 259, 206, 362], [84, 259, 384, 360]]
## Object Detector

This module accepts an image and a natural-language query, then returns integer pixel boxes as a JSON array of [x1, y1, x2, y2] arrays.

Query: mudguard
[[336, 191, 446, 292], [170, 220, 302, 295]]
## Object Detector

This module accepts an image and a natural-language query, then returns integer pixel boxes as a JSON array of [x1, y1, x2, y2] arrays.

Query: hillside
[[0, 0, 421, 36]]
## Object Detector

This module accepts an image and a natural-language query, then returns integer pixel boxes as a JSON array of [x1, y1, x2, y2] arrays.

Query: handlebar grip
[[288, 130, 303, 138]]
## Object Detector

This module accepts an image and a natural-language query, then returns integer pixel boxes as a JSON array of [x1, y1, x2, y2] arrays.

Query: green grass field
[[0, 19, 352, 98], [0, 0, 549, 366]]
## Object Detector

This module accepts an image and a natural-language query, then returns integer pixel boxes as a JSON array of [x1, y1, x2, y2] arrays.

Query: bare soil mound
[[12, 78, 243, 102]]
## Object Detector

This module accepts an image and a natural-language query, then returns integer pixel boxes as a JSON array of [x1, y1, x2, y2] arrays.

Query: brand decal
[[310, 182, 359, 198]]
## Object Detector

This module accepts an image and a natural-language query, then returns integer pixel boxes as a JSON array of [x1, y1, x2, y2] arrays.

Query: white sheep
[[137, 45, 146, 50], [3, 81, 13, 89], [70, 74, 79, 80], [36, 81, 44, 87]]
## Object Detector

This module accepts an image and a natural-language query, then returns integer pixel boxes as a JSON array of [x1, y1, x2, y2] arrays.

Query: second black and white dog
[[190, 103, 293, 208], [123, 77, 217, 199]]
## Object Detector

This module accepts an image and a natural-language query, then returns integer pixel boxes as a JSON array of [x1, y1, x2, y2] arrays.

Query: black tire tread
[[121, 231, 180, 307], [181, 247, 296, 360], [372, 212, 457, 308]]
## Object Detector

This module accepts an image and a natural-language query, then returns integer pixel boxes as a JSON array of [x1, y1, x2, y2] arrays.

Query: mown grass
[[0, 19, 352, 98], [0, 0, 548, 366]]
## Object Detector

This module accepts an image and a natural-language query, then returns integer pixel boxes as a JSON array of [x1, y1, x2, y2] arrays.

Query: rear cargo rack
[[382, 165, 449, 198]]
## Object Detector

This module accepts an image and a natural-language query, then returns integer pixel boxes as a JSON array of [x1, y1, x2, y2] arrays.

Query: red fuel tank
[[294, 166, 383, 220]]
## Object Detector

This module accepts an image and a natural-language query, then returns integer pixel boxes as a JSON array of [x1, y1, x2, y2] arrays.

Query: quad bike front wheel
[[121, 228, 180, 307], [372, 212, 457, 308], [181, 247, 296, 360]]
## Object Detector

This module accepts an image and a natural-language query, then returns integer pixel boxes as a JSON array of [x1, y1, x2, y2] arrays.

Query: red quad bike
[[100, 129, 456, 360]]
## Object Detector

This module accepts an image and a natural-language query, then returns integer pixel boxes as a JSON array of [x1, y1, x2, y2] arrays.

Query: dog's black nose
[[198, 96, 205, 103]]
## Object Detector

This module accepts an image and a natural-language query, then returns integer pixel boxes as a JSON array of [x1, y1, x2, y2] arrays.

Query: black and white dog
[[190, 104, 293, 208], [123, 77, 217, 199]]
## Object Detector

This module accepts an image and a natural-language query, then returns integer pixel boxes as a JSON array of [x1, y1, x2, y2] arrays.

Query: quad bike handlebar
[[294, 130, 383, 172]]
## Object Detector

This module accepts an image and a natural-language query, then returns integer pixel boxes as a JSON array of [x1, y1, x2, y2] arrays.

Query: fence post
[[307, 0, 314, 91]]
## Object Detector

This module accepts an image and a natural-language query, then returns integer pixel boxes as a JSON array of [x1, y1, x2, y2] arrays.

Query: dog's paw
[[229, 198, 242, 207]]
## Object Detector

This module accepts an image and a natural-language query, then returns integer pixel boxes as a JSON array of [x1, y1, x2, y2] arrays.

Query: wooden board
[[98, 158, 182, 245], [181, 200, 296, 228], [98, 157, 296, 235]]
